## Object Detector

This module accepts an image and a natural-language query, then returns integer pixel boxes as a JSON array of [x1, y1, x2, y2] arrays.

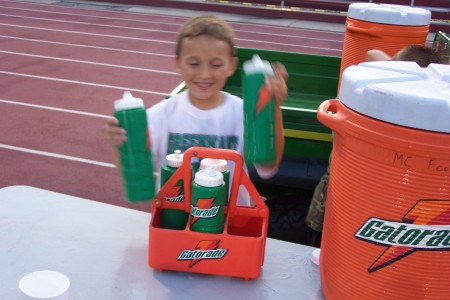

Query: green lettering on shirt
[[168, 133, 238, 154]]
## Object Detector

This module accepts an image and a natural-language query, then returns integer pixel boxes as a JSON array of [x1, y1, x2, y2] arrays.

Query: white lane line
[[0, 50, 178, 75], [0, 71, 169, 96], [0, 12, 176, 34], [281, 105, 317, 113], [0, 35, 174, 57], [0, 143, 116, 168], [0, 23, 175, 44], [0, 99, 110, 118]]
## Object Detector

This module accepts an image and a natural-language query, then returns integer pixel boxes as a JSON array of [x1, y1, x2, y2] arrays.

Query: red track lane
[[0, 75, 162, 116], [0, 0, 344, 210], [0, 53, 178, 95], [0, 0, 344, 39], [0, 37, 175, 72], [1, 15, 179, 42], [0, 3, 344, 54], [0, 25, 178, 55], [0, 148, 151, 212], [1, 103, 111, 162]]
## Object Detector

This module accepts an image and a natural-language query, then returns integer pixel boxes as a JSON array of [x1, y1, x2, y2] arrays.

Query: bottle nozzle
[[204, 167, 216, 177], [114, 91, 144, 111], [122, 91, 134, 101], [174, 150, 181, 159], [243, 54, 273, 75]]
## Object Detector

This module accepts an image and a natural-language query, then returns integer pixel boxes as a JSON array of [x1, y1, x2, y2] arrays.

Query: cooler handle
[[317, 99, 347, 134], [347, 24, 381, 38]]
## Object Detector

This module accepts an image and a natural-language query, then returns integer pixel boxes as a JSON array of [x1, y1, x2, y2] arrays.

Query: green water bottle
[[200, 158, 230, 203], [114, 91, 155, 202], [190, 167, 226, 233], [160, 150, 189, 230], [243, 54, 276, 163]]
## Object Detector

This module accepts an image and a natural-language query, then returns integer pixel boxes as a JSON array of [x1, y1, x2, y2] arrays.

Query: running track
[[0, 0, 344, 211]]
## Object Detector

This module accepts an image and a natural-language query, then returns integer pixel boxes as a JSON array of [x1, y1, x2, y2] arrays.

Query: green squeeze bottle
[[242, 54, 276, 163], [190, 167, 227, 234], [160, 150, 189, 230], [114, 91, 155, 202]]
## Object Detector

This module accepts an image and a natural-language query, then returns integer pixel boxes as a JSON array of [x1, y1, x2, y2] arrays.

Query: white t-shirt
[[147, 90, 250, 205]]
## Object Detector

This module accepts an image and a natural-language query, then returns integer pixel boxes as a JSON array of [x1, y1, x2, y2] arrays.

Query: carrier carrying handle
[[153, 147, 266, 217]]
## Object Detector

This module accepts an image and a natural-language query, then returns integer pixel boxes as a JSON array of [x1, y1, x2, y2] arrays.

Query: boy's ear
[[227, 57, 238, 77]]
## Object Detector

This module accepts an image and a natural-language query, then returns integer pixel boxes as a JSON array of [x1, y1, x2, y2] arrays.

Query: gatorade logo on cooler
[[177, 240, 228, 268], [355, 199, 450, 273]]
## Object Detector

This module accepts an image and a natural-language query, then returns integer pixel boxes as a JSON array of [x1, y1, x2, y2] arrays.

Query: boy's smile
[[175, 35, 237, 110]]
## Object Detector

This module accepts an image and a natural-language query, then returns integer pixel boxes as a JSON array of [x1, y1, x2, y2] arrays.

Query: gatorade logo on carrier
[[178, 240, 228, 268], [355, 199, 450, 273], [164, 186, 184, 202]]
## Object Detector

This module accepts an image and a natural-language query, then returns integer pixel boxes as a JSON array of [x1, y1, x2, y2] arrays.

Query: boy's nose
[[198, 66, 211, 78]]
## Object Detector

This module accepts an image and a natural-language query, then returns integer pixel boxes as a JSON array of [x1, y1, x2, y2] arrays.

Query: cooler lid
[[347, 3, 431, 26], [338, 62, 450, 133]]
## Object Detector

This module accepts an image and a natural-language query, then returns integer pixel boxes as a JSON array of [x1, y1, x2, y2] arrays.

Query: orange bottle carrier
[[148, 147, 269, 280]]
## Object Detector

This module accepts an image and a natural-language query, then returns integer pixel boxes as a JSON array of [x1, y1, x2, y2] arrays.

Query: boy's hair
[[175, 15, 236, 57], [393, 45, 444, 67]]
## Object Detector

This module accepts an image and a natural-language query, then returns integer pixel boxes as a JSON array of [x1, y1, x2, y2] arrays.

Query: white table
[[0, 185, 324, 300]]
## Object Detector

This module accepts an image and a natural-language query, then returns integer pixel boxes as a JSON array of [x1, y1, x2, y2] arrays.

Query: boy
[[367, 45, 445, 67], [105, 15, 288, 205]]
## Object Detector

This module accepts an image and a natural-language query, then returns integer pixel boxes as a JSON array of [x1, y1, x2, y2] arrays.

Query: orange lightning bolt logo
[[255, 84, 272, 115], [177, 240, 228, 268], [164, 185, 184, 202], [355, 199, 450, 273]]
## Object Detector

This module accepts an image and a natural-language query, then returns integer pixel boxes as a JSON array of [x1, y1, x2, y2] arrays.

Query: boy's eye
[[212, 64, 223, 68]]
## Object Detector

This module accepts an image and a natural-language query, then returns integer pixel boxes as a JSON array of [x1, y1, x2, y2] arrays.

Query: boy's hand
[[268, 62, 288, 106], [104, 117, 127, 147]]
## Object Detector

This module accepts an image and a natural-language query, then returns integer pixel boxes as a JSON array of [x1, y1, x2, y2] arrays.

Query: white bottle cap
[[200, 158, 228, 173], [194, 167, 224, 188], [243, 54, 274, 75], [114, 91, 144, 111], [165, 150, 183, 168]]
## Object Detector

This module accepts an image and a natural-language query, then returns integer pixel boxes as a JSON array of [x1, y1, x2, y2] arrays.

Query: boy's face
[[174, 35, 237, 109]]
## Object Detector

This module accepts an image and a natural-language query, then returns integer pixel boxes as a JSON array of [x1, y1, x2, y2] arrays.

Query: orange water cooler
[[318, 61, 450, 299], [339, 3, 431, 86]]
